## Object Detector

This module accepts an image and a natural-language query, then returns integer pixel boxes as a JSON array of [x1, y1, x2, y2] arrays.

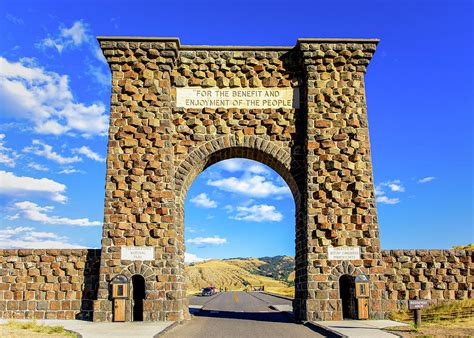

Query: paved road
[[165, 292, 331, 338]]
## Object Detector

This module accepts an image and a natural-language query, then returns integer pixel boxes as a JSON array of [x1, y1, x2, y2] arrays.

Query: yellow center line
[[233, 291, 239, 303]]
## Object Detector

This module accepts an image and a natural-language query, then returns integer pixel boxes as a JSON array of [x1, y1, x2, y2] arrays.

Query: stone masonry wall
[[94, 37, 387, 322], [0, 249, 100, 320], [382, 249, 473, 311], [0, 248, 471, 320], [299, 40, 385, 321]]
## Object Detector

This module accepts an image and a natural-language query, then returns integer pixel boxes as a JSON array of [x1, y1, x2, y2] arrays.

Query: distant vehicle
[[202, 287, 213, 296]]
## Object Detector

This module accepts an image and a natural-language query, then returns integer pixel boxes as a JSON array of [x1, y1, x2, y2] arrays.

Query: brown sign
[[408, 299, 429, 310]]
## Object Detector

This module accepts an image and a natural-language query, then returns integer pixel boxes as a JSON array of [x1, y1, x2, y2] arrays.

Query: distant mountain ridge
[[258, 255, 295, 282], [185, 255, 295, 296]]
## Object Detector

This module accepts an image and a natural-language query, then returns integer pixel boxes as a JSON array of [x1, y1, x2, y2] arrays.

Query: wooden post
[[414, 308, 421, 328], [409, 299, 428, 328]]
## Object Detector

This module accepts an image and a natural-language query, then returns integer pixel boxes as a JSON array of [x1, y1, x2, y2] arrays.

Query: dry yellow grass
[[185, 258, 293, 296], [265, 286, 295, 297], [0, 320, 76, 337], [386, 299, 474, 337], [287, 271, 295, 282], [390, 298, 474, 323]]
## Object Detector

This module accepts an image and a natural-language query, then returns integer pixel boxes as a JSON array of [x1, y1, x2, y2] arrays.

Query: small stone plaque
[[176, 87, 300, 109], [328, 246, 361, 260], [408, 300, 430, 310], [121, 246, 154, 261]]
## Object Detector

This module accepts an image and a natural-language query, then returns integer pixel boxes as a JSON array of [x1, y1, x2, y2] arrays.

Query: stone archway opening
[[182, 156, 298, 314], [131, 274, 145, 321], [339, 274, 356, 319]]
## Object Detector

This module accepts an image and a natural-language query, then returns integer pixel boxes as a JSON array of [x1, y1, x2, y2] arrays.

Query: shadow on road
[[193, 310, 340, 337], [195, 309, 292, 323]]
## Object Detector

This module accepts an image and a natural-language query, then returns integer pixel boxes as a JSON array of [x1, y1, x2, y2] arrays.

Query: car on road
[[201, 287, 213, 296]]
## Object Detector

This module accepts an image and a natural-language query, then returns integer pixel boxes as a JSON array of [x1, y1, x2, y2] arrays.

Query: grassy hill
[[185, 256, 295, 297]]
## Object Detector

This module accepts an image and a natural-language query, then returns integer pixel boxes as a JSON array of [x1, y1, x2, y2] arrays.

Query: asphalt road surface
[[164, 292, 333, 338]]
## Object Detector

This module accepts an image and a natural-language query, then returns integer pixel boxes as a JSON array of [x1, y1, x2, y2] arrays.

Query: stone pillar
[[299, 39, 385, 320], [93, 38, 185, 322]]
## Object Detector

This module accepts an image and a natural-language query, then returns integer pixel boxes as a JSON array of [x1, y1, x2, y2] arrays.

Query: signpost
[[408, 299, 430, 327]]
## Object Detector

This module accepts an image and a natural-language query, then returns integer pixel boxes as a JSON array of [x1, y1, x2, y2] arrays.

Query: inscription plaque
[[176, 87, 300, 109], [121, 246, 154, 261], [328, 246, 361, 260], [408, 299, 430, 310]]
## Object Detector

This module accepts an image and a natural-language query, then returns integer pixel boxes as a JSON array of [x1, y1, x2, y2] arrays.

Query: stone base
[[93, 299, 187, 322]]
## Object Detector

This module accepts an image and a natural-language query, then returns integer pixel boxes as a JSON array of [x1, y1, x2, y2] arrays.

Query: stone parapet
[[381, 249, 473, 311], [0, 249, 100, 320], [0, 248, 471, 320]]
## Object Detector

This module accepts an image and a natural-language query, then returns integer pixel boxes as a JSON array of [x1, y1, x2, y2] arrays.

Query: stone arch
[[174, 134, 307, 318], [94, 37, 385, 322], [175, 134, 304, 207], [119, 262, 156, 296], [329, 262, 365, 283]]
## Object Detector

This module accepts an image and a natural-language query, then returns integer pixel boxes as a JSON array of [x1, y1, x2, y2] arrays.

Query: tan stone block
[[262, 77, 278, 87], [217, 77, 230, 87], [249, 77, 262, 87], [229, 77, 241, 87], [202, 78, 216, 87]]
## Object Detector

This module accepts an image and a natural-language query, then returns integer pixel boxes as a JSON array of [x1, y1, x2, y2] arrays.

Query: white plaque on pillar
[[121, 246, 154, 261], [176, 87, 300, 109], [328, 246, 361, 260]]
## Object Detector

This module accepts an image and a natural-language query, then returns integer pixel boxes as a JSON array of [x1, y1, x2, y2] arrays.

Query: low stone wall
[[382, 249, 473, 310], [0, 249, 100, 320], [0, 248, 471, 320]]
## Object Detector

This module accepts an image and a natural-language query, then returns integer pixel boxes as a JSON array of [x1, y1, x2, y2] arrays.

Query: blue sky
[[0, 0, 472, 261]]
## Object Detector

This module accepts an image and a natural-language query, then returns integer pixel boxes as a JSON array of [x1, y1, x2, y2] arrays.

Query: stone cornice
[[96, 36, 380, 50]]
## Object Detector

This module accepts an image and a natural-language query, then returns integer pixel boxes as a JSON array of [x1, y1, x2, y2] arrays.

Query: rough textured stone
[[0, 249, 100, 320], [2, 38, 470, 324], [101, 37, 385, 323]]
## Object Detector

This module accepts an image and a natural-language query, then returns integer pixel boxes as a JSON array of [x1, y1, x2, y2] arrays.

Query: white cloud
[[231, 204, 283, 222], [0, 226, 33, 240], [185, 252, 205, 264], [376, 196, 400, 205], [0, 170, 67, 203], [36, 21, 109, 88], [0, 56, 108, 136], [87, 64, 110, 86], [0, 226, 84, 249], [375, 179, 404, 205], [418, 176, 435, 184], [375, 185, 385, 196], [190, 193, 217, 208], [0, 133, 19, 167], [73, 146, 105, 162], [5, 14, 24, 25], [13, 201, 101, 226], [187, 227, 202, 234], [388, 182, 405, 192], [6, 213, 20, 221], [58, 168, 84, 174], [218, 159, 270, 175], [61, 21, 88, 46], [23, 140, 81, 165], [38, 38, 65, 53], [186, 236, 227, 245], [37, 21, 89, 53], [28, 162, 49, 172], [207, 175, 290, 198]]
